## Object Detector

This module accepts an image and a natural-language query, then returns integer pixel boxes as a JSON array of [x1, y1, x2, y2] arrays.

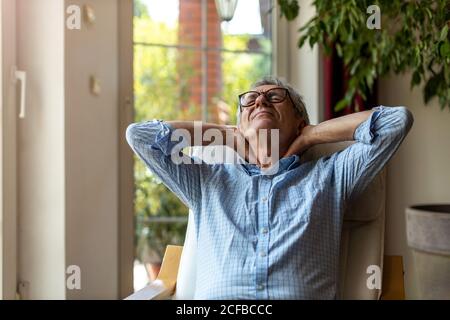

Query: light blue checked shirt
[[126, 106, 413, 300]]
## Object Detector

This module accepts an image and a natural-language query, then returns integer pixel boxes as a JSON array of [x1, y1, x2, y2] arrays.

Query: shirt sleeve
[[126, 120, 207, 211], [332, 106, 414, 201]]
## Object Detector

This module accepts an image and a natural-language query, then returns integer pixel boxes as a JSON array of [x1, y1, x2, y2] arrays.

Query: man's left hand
[[283, 125, 316, 158]]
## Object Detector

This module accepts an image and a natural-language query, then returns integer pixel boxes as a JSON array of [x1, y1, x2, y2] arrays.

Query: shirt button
[[260, 251, 267, 257], [257, 284, 265, 291], [261, 227, 268, 234], [261, 197, 268, 202]]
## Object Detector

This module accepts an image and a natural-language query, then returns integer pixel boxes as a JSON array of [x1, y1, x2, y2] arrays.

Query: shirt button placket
[[255, 178, 271, 299]]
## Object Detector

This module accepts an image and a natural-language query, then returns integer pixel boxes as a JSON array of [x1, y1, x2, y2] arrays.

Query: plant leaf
[[440, 25, 448, 41], [411, 70, 421, 88], [439, 41, 450, 58], [278, 0, 300, 21], [334, 98, 351, 112]]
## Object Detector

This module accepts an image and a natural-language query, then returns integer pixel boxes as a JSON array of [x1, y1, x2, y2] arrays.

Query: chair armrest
[[380, 255, 405, 300], [125, 245, 183, 300]]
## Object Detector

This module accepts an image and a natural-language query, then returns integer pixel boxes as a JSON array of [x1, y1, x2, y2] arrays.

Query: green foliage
[[279, 0, 450, 111], [134, 161, 188, 264], [278, 0, 300, 21], [134, 0, 149, 18]]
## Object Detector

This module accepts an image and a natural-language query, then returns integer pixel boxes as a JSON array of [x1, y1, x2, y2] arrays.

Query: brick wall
[[178, 0, 223, 122]]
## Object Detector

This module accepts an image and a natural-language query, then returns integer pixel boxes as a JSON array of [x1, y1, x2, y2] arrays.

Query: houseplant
[[277, 0, 450, 111]]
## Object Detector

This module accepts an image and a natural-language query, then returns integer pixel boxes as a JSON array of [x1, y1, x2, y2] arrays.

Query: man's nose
[[254, 93, 270, 108]]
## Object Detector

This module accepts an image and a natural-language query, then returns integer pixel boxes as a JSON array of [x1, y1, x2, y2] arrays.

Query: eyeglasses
[[238, 87, 291, 108]]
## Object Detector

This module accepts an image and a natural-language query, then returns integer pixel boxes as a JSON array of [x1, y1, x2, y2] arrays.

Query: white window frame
[[118, 0, 135, 298]]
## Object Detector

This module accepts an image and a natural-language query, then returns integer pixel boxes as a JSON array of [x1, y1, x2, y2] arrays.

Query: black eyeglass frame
[[238, 87, 294, 110]]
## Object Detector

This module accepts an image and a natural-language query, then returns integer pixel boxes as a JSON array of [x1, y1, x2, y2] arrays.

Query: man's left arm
[[289, 106, 414, 200]]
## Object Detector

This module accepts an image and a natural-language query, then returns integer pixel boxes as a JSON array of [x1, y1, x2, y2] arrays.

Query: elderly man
[[126, 77, 413, 299]]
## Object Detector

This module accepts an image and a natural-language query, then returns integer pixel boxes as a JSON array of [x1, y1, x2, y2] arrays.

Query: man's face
[[238, 84, 304, 141]]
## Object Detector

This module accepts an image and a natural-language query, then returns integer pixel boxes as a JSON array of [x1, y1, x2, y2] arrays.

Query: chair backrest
[[174, 143, 385, 299]]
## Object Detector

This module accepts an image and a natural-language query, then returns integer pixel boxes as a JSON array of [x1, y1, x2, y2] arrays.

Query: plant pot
[[406, 205, 450, 299]]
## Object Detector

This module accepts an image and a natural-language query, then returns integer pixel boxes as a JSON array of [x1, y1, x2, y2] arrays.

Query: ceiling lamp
[[215, 0, 239, 22]]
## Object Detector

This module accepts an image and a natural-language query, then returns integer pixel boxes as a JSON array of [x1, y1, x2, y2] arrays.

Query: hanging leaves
[[278, 0, 300, 21], [279, 0, 450, 112]]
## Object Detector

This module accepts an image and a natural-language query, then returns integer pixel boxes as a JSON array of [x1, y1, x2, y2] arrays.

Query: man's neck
[[247, 135, 290, 169]]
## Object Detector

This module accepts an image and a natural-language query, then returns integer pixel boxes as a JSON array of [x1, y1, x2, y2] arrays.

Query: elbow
[[125, 123, 139, 147], [395, 106, 414, 134], [126, 120, 166, 150]]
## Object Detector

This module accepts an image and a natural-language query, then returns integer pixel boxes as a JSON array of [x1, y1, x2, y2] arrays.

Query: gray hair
[[237, 76, 310, 125]]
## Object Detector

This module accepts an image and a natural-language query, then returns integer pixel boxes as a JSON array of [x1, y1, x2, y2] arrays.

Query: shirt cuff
[[353, 106, 385, 144]]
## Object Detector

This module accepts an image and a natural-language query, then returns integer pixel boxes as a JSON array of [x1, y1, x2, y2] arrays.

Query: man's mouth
[[252, 111, 274, 120]]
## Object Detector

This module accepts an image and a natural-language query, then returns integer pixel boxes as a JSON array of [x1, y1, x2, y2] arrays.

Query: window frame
[[118, 0, 135, 298]]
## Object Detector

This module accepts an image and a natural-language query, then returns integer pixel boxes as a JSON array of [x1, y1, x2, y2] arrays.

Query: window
[[133, 0, 273, 291]]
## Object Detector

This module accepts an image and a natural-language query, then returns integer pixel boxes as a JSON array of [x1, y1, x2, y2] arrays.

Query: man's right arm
[[166, 121, 236, 148], [166, 121, 256, 164], [126, 120, 212, 210], [126, 119, 256, 209]]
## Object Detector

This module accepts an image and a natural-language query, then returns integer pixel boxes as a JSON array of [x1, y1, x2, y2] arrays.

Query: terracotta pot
[[406, 204, 450, 299]]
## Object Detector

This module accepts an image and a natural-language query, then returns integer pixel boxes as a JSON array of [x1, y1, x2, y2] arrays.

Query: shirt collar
[[240, 154, 301, 176]]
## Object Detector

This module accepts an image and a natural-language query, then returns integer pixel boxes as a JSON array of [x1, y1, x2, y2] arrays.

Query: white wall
[[17, 0, 66, 299], [15, 0, 122, 299], [379, 73, 450, 299], [274, 0, 322, 125], [65, 0, 120, 299]]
